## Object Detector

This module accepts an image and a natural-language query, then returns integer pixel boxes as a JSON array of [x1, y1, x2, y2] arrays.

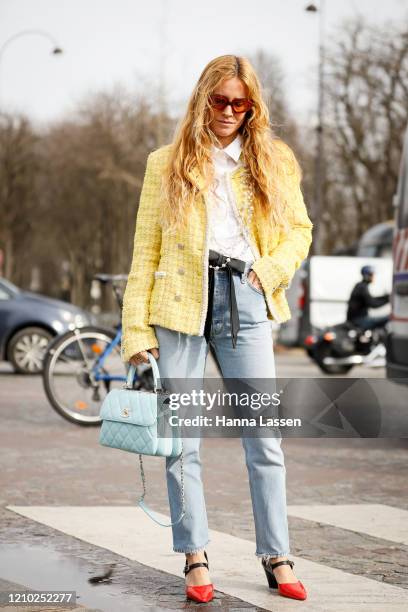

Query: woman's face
[[208, 77, 249, 147]]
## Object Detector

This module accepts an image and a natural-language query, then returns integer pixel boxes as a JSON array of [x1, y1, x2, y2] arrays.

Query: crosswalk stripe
[[288, 504, 408, 546], [7, 505, 408, 611]]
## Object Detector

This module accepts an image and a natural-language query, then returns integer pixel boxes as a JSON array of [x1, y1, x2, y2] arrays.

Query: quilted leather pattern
[[100, 420, 158, 454], [99, 387, 182, 457]]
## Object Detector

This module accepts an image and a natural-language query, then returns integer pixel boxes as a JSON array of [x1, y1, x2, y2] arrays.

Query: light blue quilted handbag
[[99, 352, 185, 527]]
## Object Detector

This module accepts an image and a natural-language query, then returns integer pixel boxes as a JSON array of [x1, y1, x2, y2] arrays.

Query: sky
[[0, 0, 407, 129]]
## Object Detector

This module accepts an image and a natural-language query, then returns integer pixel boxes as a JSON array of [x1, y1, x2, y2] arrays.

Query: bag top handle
[[126, 352, 163, 392]]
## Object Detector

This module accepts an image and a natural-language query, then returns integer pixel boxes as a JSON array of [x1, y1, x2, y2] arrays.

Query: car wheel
[[8, 326, 54, 374]]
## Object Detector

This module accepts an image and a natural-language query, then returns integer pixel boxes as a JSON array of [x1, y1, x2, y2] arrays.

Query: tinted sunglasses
[[209, 94, 254, 114]]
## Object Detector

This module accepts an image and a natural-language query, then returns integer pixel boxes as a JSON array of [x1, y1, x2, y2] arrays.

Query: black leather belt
[[204, 249, 247, 349]]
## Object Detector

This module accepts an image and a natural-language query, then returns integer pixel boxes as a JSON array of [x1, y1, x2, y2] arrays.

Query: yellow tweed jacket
[[121, 141, 313, 363]]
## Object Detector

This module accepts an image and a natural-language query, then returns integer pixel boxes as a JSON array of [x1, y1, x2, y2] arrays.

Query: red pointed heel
[[183, 550, 214, 603], [262, 558, 307, 601]]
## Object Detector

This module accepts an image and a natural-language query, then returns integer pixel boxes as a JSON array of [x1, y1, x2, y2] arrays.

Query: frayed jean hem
[[255, 551, 290, 562], [173, 541, 210, 554]]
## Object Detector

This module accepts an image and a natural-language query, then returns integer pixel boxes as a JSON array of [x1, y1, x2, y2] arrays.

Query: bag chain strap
[[128, 359, 186, 525], [137, 442, 185, 522]]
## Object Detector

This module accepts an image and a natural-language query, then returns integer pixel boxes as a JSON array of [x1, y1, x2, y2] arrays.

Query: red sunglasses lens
[[210, 95, 227, 110], [232, 99, 253, 112], [209, 95, 253, 113]]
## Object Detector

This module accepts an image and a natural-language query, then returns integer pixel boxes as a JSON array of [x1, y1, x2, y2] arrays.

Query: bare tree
[[37, 85, 175, 308], [249, 49, 316, 232], [249, 49, 302, 144], [0, 113, 40, 282], [322, 18, 408, 253]]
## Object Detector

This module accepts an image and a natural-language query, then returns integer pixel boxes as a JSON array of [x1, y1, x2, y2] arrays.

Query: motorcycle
[[303, 321, 388, 375]]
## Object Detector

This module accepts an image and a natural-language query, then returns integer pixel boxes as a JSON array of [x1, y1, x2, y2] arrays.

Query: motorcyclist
[[346, 265, 390, 330]]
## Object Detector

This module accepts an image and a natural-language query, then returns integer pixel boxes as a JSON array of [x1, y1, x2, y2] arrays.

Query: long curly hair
[[160, 54, 301, 236]]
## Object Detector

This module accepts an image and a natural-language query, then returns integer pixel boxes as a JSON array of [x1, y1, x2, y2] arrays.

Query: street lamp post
[[0, 29, 63, 98], [306, 1, 325, 256]]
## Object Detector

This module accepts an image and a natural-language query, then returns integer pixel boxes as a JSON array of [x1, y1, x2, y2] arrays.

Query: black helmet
[[361, 265, 375, 278]]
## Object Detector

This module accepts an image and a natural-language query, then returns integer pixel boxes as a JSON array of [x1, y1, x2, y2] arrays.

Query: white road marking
[[7, 505, 408, 611], [288, 504, 408, 546]]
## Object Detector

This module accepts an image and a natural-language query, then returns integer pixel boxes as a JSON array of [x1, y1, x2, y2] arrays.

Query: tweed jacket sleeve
[[251, 143, 313, 294], [121, 152, 162, 362]]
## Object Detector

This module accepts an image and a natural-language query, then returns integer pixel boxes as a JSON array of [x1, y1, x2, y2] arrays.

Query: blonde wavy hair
[[160, 54, 301, 236]]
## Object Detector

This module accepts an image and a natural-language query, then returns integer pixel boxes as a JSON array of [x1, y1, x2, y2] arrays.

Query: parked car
[[0, 277, 93, 374], [386, 125, 408, 382]]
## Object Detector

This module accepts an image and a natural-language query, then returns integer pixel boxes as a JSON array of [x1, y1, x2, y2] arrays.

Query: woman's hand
[[247, 269, 263, 292], [129, 347, 159, 366]]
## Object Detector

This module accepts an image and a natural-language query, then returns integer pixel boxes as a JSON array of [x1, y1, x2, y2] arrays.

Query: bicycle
[[42, 274, 154, 425]]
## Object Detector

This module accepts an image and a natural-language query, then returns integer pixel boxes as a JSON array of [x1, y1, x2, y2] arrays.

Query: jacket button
[[177, 243, 184, 250], [174, 294, 182, 302], [178, 267, 185, 275]]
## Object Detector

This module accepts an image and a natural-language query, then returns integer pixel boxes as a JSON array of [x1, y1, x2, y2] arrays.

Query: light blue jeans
[[154, 265, 290, 560]]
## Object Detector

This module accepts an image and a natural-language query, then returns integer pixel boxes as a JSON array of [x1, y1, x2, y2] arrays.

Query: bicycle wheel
[[42, 326, 126, 425]]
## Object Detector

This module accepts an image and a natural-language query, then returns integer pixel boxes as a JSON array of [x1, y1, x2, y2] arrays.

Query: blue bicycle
[[42, 274, 154, 425]]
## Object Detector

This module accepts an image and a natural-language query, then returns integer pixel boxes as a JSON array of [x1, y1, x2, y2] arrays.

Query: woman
[[121, 54, 313, 603]]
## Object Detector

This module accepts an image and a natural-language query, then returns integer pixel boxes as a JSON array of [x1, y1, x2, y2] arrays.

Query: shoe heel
[[263, 564, 278, 589]]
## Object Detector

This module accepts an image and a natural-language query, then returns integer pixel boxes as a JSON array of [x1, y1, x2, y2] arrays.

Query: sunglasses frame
[[208, 94, 254, 114]]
